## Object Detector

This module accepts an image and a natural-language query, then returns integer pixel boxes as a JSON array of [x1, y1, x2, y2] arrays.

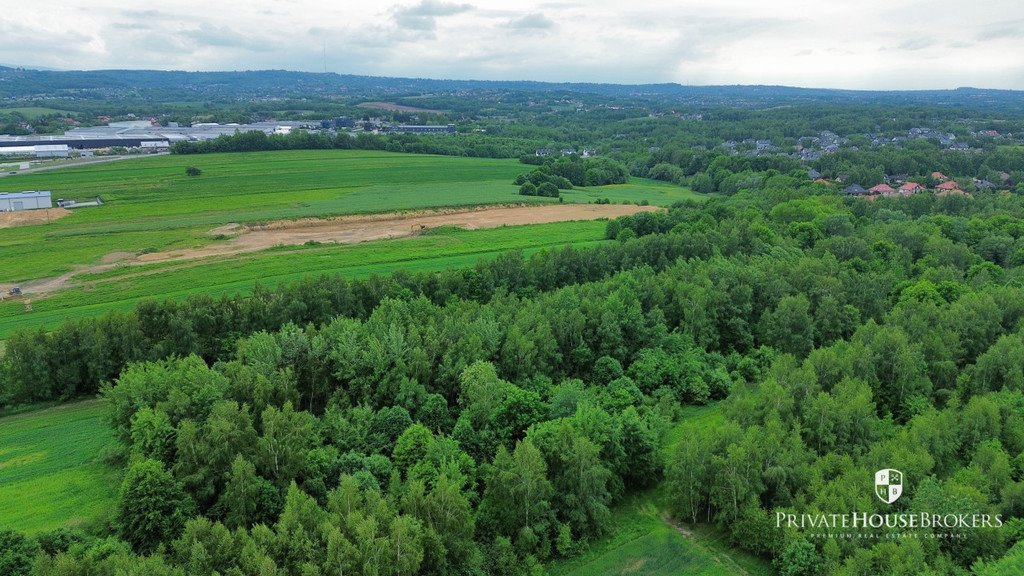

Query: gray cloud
[[181, 23, 276, 52], [508, 13, 556, 30], [978, 24, 1024, 41], [393, 0, 473, 31], [0, 17, 94, 53], [892, 38, 934, 51], [3, 1, 1024, 89], [121, 9, 169, 19]]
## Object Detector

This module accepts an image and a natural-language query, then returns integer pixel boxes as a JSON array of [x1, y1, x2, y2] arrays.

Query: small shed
[[0, 191, 52, 211]]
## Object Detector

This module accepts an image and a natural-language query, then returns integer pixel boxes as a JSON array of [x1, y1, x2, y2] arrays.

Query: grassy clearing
[[0, 220, 610, 338], [547, 491, 744, 576], [547, 404, 774, 576], [0, 399, 118, 534], [562, 178, 701, 206]]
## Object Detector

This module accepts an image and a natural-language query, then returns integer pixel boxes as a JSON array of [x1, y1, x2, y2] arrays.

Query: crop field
[[0, 150, 702, 338], [0, 220, 610, 337], [0, 399, 118, 534], [0, 150, 698, 282], [0, 150, 535, 281]]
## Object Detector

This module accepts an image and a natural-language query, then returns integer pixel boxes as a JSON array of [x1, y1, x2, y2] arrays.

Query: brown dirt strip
[[358, 101, 446, 113], [0, 208, 71, 228], [136, 204, 661, 264], [2, 204, 660, 297]]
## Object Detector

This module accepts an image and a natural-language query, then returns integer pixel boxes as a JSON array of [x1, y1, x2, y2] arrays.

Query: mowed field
[[0, 150, 698, 282], [0, 150, 701, 338], [0, 399, 118, 534], [0, 220, 610, 337], [0, 150, 534, 281]]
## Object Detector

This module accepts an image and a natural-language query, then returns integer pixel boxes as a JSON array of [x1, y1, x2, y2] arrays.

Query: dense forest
[[5, 160, 1024, 573]]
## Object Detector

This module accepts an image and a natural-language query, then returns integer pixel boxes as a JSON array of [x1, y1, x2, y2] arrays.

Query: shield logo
[[875, 469, 903, 504]]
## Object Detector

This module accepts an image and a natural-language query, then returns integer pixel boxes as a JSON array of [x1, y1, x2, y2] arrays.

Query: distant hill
[[1, 66, 1022, 109]]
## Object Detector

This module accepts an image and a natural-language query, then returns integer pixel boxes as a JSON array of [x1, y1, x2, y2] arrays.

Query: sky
[[4, 0, 1024, 90]]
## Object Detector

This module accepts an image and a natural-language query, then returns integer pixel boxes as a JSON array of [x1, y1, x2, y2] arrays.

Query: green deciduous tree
[[117, 459, 196, 554]]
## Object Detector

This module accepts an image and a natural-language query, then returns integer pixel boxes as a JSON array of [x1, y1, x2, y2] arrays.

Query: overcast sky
[[4, 0, 1023, 90]]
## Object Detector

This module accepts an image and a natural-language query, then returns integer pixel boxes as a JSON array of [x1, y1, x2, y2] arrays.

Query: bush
[[537, 182, 560, 198], [185, 166, 202, 177]]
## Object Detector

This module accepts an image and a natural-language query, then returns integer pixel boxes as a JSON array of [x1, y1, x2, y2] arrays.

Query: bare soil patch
[[662, 512, 694, 537], [358, 101, 446, 113], [138, 204, 660, 264], [4, 204, 658, 297], [0, 208, 70, 229]]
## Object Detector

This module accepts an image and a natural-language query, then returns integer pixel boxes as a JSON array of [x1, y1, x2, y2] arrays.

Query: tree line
[[0, 221, 706, 408]]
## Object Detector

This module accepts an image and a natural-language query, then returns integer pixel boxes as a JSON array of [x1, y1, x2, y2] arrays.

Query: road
[[0, 152, 168, 177]]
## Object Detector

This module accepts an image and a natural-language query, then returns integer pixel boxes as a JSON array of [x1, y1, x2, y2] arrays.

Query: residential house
[[842, 184, 867, 195], [869, 184, 898, 197], [931, 171, 950, 182], [935, 181, 967, 196], [899, 182, 924, 196]]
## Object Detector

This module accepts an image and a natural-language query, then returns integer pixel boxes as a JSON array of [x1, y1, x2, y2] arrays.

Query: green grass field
[[0, 220, 610, 337], [0, 150, 702, 338], [0, 150, 698, 282], [0, 150, 532, 281], [0, 107, 70, 118], [547, 404, 774, 576], [0, 399, 118, 534]]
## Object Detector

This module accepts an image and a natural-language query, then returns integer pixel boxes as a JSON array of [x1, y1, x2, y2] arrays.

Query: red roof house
[[931, 171, 949, 182], [899, 182, 924, 195], [869, 184, 897, 197], [935, 181, 969, 197]]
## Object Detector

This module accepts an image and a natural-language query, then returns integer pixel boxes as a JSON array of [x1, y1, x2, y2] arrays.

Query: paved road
[[0, 152, 168, 177]]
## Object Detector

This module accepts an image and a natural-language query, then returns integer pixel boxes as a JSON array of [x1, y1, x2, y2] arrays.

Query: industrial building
[[0, 191, 52, 211], [391, 124, 457, 134], [0, 144, 70, 158], [0, 121, 316, 155]]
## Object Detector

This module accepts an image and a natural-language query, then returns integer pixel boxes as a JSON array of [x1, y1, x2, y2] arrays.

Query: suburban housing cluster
[[828, 171, 984, 199]]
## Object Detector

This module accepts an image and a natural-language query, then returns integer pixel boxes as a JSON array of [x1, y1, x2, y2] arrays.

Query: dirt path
[[137, 203, 660, 264], [2, 203, 660, 297], [660, 512, 750, 576]]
